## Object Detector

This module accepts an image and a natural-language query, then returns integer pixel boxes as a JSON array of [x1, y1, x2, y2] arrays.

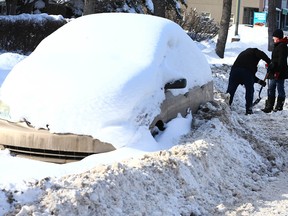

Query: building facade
[[185, 0, 288, 30], [185, 0, 265, 25]]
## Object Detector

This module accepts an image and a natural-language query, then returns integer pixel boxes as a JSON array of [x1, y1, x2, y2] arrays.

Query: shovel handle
[[252, 70, 270, 107], [263, 71, 269, 82]]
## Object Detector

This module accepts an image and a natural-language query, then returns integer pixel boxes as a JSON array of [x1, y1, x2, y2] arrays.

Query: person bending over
[[227, 48, 270, 115]]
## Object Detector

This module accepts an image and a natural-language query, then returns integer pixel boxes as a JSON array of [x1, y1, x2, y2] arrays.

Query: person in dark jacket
[[226, 48, 271, 115], [262, 29, 288, 113]]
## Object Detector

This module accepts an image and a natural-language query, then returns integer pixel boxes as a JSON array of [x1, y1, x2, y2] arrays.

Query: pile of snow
[[1, 16, 288, 215], [0, 13, 211, 149]]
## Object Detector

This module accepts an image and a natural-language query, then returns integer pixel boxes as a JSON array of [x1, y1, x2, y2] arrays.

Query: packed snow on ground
[[1, 14, 288, 216]]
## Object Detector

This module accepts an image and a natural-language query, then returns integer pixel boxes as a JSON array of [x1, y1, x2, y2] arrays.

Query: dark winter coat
[[267, 37, 288, 80], [232, 48, 271, 82]]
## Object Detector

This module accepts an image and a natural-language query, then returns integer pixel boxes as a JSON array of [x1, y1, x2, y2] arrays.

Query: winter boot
[[261, 97, 275, 113], [273, 97, 285, 111]]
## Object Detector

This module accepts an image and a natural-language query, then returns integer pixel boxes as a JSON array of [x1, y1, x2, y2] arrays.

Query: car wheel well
[[155, 120, 165, 131]]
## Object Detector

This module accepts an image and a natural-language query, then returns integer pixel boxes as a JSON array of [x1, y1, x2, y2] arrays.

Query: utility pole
[[234, 0, 241, 36]]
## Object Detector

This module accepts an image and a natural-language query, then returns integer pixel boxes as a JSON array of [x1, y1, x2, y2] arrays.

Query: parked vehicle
[[0, 13, 213, 163]]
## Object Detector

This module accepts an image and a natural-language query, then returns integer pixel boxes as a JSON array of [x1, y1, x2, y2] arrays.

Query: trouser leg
[[226, 77, 239, 105]]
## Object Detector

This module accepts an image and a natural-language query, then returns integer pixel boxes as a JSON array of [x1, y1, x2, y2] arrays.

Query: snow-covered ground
[[1, 15, 288, 215]]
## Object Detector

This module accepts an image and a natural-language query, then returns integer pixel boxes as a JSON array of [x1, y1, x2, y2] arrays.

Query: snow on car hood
[[0, 13, 212, 148]]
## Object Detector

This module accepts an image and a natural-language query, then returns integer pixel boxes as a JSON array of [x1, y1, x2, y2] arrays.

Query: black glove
[[258, 79, 266, 87]]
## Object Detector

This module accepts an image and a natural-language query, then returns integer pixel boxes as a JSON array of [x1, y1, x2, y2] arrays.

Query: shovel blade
[[252, 98, 261, 106]]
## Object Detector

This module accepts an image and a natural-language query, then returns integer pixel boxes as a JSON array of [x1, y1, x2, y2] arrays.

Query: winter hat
[[272, 29, 284, 39]]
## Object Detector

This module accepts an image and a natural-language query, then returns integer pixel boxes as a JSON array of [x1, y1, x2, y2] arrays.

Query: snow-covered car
[[0, 13, 212, 163]]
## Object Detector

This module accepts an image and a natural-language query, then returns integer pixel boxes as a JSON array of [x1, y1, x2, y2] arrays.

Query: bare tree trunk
[[152, 0, 166, 18], [215, 0, 232, 58], [267, 0, 277, 51]]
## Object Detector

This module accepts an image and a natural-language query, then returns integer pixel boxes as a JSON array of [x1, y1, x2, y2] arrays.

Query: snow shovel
[[252, 71, 270, 107]]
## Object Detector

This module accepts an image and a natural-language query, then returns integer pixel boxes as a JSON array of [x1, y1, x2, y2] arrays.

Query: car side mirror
[[164, 78, 187, 90]]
